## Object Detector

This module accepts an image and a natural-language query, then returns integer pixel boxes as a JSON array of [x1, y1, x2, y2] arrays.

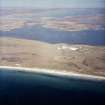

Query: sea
[[1, 26, 105, 46], [0, 69, 105, 105], [0, 8, 105, 46]]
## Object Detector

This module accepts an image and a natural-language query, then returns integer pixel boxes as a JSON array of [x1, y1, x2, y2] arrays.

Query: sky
[[1, 0, 105, 8]]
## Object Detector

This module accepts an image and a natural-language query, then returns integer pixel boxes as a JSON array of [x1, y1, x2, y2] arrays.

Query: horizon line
[[1, 7, 105, 9]]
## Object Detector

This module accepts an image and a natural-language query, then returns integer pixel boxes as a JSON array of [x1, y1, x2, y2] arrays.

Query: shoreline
[[0, 66, 105, 81]]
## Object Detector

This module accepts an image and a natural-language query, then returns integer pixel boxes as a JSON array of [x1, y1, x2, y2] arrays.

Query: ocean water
[[0, 69, 105, 105], [1, 8, 105, 46], [1, 25, 105, 46]]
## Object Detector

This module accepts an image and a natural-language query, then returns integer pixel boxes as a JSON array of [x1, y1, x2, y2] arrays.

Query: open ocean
[[0, 69, 105, 105]]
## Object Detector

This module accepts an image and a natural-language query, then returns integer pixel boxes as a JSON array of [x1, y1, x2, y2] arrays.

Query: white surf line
[[0, 66, 105, 81]]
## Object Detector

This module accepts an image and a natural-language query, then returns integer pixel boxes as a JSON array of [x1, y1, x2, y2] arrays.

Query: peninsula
[[0, 37, 105, 77]]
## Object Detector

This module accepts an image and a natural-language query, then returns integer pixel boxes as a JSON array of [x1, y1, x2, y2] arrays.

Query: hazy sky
[[1, 0, 105, 8]]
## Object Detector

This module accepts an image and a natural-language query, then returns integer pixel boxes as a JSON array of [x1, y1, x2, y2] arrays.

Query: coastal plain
[[0, 37, 105, 77]]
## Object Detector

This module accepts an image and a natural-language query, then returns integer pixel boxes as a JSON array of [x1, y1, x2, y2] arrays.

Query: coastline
[[0, 66, 105, 81]]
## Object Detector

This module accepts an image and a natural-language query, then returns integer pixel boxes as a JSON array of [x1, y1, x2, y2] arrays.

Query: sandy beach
[[0, 66, 105, 81]]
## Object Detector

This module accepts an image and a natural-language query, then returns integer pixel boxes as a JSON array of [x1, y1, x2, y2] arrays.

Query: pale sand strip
[[0, 66, 105, 81]]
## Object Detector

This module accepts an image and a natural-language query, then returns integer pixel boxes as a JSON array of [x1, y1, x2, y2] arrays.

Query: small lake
[[0, 69, 105, 105]]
